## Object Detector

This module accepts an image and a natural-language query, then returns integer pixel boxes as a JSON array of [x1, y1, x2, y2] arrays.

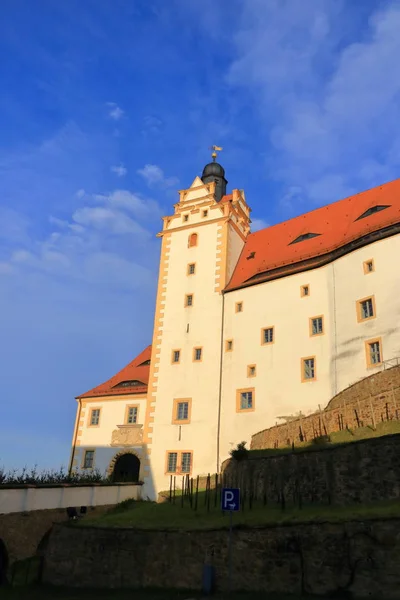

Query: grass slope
[[77, 497, 400, 530]]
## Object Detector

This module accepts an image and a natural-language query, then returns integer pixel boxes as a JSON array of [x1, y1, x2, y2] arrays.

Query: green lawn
[[77, 496, 400, 531], [249, 421, 400, 458]]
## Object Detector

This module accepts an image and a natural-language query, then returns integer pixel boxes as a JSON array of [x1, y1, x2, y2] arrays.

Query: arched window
[[188, 233, 198, 248]]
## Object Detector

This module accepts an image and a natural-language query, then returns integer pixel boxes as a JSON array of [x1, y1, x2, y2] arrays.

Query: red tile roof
[[225, 178, 400, 291], [78, 345, 152, 399]]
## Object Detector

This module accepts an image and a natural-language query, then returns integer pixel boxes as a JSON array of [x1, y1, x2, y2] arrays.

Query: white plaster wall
[[78, 394, 147, 448], [148, 219, 225, 494], [73, 445, 145, 479], [219, 235, 400, 464], [0, 483, 141, 515]]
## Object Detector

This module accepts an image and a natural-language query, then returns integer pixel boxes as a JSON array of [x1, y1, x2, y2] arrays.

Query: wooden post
[[173, 476, 176, 504], [169, 475, 172, 503], [181, 476, 184, 508], [369, 395, 376, 430], [214, 473, 219, 508], [194, 475, 199, 511], [357, 398, 363, 427]]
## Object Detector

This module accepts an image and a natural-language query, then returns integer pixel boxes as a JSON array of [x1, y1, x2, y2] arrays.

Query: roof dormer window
[[114, 380, 144, 388], [138, 359, 151, 366], [355, 205, 390, 221], [289, 232, 321, 245]]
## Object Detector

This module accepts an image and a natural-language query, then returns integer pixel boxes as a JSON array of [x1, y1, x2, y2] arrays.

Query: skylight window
[[114, 380, 144, 388], [289, 232, 321, 245], [139, 359, 151, 366], [355, 205, 391, 221]]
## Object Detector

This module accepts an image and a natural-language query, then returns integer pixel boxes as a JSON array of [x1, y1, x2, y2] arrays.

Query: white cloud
[[76, 188, 85, 199], [137, 164, 179, 189], [251, 218, 269, 232], [93, 189, 163, 220], [111, 164, 127, 177], [224, 0, 400, 211], [107, 102, 124, 121], [72, 206, 150, 237]]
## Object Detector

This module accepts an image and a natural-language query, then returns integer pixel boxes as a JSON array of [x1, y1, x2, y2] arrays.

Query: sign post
[[221, 487, 240, 592]]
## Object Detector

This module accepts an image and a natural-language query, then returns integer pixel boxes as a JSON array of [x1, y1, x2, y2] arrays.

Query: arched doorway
[[112, 453, 140, 482], [0, 539, 8, 586]]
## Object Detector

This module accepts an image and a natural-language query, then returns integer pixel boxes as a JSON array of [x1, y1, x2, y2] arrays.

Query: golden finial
[[209, 145, 223, 162]]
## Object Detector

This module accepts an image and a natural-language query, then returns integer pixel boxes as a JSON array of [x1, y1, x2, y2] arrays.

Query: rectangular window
[[183, 214, 189, 222], [171, 349, 181, 364], [83, 450, 94, 469], [181, 452, 192, 473], [187, 263, 196, 275], [261, 327, 274, 345], [363, 259, 374, 274], [202, 210, 208, 217], [89, 408, 100, 426], [177, 402, 189, 421], [302, 357, 316, 381], [310, 316, 324, 336], [193, 347, 202, 361], [235, 302, 243, 313], [357, 296, 376, 321], [126, 406, 138, 424], [301, 285, 310, 297], [185, 294, 193, 307], [225, 339, 233, 352], [236, 388, 255, 412], [366, 338, 382, 367], [167, 452, 178, 473], [172, 398, 191, 424], [247, 364, 256, 377], [165, 450, 193, 474]]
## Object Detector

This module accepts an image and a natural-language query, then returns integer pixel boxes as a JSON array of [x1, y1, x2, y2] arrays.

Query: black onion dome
[[202, 161, 226, 179]]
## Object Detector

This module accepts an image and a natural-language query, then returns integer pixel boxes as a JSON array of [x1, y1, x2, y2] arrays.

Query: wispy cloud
[[225, 0, 400, 214], [111, 164, 127, 177], [137, 164, 179, 189], [251, 218, 269, 232], [107, 102, 124, 121]]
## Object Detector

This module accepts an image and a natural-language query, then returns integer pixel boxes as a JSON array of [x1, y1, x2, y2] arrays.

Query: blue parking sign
[[221, 487, 240, 512]]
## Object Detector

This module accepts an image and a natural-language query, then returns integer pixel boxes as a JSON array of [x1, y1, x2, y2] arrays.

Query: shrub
[[230, 441, 249, 461], [0, 464, 109, 486]]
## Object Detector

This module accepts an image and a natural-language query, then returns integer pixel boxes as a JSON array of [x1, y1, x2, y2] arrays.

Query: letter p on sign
[[221, 488, 240, 512]]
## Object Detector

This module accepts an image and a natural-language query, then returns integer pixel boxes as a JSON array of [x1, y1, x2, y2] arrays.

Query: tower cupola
[[201, 146, 228, 202]]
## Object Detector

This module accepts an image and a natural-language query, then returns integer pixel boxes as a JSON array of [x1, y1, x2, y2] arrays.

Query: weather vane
[[209, 145, 223, 162]]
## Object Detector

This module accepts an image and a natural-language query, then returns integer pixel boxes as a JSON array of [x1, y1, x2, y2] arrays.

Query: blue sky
[[1, 0, 400, 470]]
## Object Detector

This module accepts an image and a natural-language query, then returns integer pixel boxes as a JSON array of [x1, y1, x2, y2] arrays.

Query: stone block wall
[[224, 434, 400, 506], [43, 519, 400, 598], [251, 365, 400, 450]]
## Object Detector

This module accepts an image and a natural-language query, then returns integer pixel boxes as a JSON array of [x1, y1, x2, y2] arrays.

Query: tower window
[[193, 347, 202, 361], [235, 302, 243, 313], [247, 364, 256, 377], [357, 296, 376, 322], [356, 205, 390, 221], [185, 294, 193, 307], [172, 398, 192, 424], [202, 210, 208, 217], [310, 316, 324, 336], [183, 214, 189, 222], [187, 263, 196, 275], [225, 339, 233, 352], [171, 349, 181, 364], [188, 233, 198, 247]]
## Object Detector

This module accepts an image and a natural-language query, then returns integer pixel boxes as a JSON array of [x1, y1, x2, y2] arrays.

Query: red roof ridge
[[225, 177, 400, 292]]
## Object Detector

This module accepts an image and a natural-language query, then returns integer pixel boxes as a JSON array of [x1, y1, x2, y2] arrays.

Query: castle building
[[69, 156, 400, 500]]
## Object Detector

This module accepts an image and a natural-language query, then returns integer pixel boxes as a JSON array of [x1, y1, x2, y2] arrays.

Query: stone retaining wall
[[43, 519, 400, 598], [252, 365, 400, 449], [224, 433, 400, 506]]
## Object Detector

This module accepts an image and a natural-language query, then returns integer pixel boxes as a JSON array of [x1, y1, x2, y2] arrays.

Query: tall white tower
[[142, 155, 251, 498]]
